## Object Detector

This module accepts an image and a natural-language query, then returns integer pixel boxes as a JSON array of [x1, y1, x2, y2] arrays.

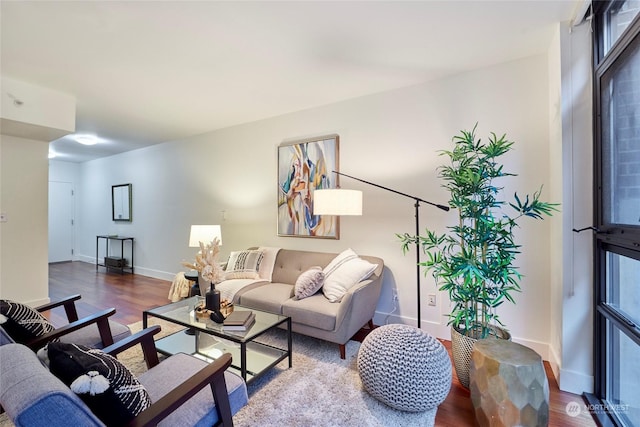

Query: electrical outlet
[[427, 294, 436, 306], [393, 294, 398, 301]]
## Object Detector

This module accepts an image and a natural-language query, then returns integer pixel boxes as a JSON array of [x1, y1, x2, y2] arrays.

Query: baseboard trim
[[548, 344, 562, 384], [76, 254, 175, 281], [27, 297, 51, 307], [559, 367, 594, 395], [133, 267, 174, 282], [374, 311, 552, 362], [373, 312, 451, 342], [77, 254, 94, 264]]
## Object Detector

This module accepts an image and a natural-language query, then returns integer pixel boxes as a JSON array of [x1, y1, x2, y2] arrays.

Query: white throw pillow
[[323, 248, 359, 277], [225, 250, 264, 279], [257, 247, 280, 281], [294, 267, 325, 300], [322, 249, 378, 303]]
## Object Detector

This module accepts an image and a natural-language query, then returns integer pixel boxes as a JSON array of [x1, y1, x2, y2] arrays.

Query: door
[[48, 181, 74, 263]]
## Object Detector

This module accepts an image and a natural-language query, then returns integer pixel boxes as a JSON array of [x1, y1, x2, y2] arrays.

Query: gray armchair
[[0, 325, 248, 426], [0, 294, 130, 350]]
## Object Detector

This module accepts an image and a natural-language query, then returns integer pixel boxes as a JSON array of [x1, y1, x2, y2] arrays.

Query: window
[[603, 0, 640, 55], [591, 2, 640, 426], [606, 251, 640, 327], [600, 31, 640, 227]]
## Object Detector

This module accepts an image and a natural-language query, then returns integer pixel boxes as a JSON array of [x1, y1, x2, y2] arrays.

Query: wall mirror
[[112, 184, 132, 222]]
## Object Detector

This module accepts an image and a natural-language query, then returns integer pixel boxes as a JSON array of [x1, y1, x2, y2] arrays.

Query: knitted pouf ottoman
[[357, 324, 452, 416]]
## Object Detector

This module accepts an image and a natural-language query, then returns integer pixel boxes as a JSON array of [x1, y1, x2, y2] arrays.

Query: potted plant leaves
[[399, 124, 558, 388]]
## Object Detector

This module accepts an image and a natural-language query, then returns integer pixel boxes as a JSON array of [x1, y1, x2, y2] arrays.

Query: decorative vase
[[197, 273, 208, 297], [450, 325, 511, 389], [205, 282, 221, 312]]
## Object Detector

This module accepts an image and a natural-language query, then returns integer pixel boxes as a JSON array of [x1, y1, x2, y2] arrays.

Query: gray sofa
[[224, 248, 384, 359]]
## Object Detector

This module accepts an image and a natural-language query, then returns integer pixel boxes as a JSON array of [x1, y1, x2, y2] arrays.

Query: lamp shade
[[313, 189, 363, 216], [189, 225, 222, 247]]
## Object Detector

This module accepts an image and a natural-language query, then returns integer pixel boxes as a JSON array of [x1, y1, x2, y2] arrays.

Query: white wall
[[50, 160, 81, 183], [76, 54, 558, 356], [548, 21, 593, 395], [0, 77, 75, 306], [0, 77, 75, 142], [0, 135, 50, 305], [560, 21, 594, 394], [548, 22, 564, 383]]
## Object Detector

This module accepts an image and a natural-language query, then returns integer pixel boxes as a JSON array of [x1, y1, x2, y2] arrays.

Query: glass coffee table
[[143, 296, 292, 384]]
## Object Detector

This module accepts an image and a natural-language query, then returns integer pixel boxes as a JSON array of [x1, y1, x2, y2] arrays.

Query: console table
[[96, 235, 134, 274]]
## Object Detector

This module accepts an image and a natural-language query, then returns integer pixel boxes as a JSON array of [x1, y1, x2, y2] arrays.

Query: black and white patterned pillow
[[0, 299, 55, 343], [42, 342, 151, 426], [225, 250, 264, 279]]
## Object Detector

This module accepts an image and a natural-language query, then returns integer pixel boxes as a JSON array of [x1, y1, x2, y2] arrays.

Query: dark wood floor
[[47, 261, 596, 426], [48, 261, 171, 325]]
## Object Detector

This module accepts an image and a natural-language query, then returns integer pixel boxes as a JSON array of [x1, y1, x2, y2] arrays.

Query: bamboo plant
[[400, 125, 558, 339]]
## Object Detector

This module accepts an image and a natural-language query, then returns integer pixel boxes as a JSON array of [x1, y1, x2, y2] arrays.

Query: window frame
[[590, 2, 640, 426]]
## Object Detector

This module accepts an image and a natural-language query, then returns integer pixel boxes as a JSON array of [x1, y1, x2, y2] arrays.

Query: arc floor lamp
[[313, 171, 449, 329]]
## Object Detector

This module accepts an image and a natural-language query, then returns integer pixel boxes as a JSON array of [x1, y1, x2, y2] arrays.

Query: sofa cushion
[[42, 342, 151, 426], [282, 294, 340, 331], [238, 283, 294, 314], [322, 249, 378, 302], [225, 250, 264, 279], [270, 249, 337, 284], [0, 299, 56, 343], [294, 267, 325, 300], [138, 353, 248, 427]]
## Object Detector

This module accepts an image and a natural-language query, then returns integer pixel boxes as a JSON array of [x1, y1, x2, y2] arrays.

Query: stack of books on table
[[223, 310, 255, 331]]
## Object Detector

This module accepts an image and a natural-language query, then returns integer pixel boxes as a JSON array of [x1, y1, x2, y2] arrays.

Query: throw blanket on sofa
[[168, 272, 191, 302], [217, 278, 264, 303], [217, 247, 281, 303]]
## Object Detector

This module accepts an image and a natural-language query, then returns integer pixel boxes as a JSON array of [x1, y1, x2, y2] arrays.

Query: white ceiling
[[1, 1, 579, 163]]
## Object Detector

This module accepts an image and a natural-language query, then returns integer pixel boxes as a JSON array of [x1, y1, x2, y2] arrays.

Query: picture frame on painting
[[277, 135, 339, 238]]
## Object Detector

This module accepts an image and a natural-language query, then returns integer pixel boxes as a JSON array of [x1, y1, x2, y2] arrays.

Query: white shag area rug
[[0, 319, 438, 427], [233, 328, 437, 427]]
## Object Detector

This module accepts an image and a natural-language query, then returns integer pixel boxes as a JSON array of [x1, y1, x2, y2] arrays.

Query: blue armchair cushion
[[0, 343, 105, 427], [42, 342, 151, 427], [0, 299, 55, 343]]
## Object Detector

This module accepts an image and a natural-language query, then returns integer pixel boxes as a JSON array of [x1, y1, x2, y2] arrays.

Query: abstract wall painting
[[277, 135, 339, 238]]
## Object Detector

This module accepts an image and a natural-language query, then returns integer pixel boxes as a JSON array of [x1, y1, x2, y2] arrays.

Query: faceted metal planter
[[450, 325, 510, 389]]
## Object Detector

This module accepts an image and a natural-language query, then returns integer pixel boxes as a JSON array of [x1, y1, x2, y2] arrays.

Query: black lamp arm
[[331, 171, 450, 212], [329, 170, 448, 329]]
